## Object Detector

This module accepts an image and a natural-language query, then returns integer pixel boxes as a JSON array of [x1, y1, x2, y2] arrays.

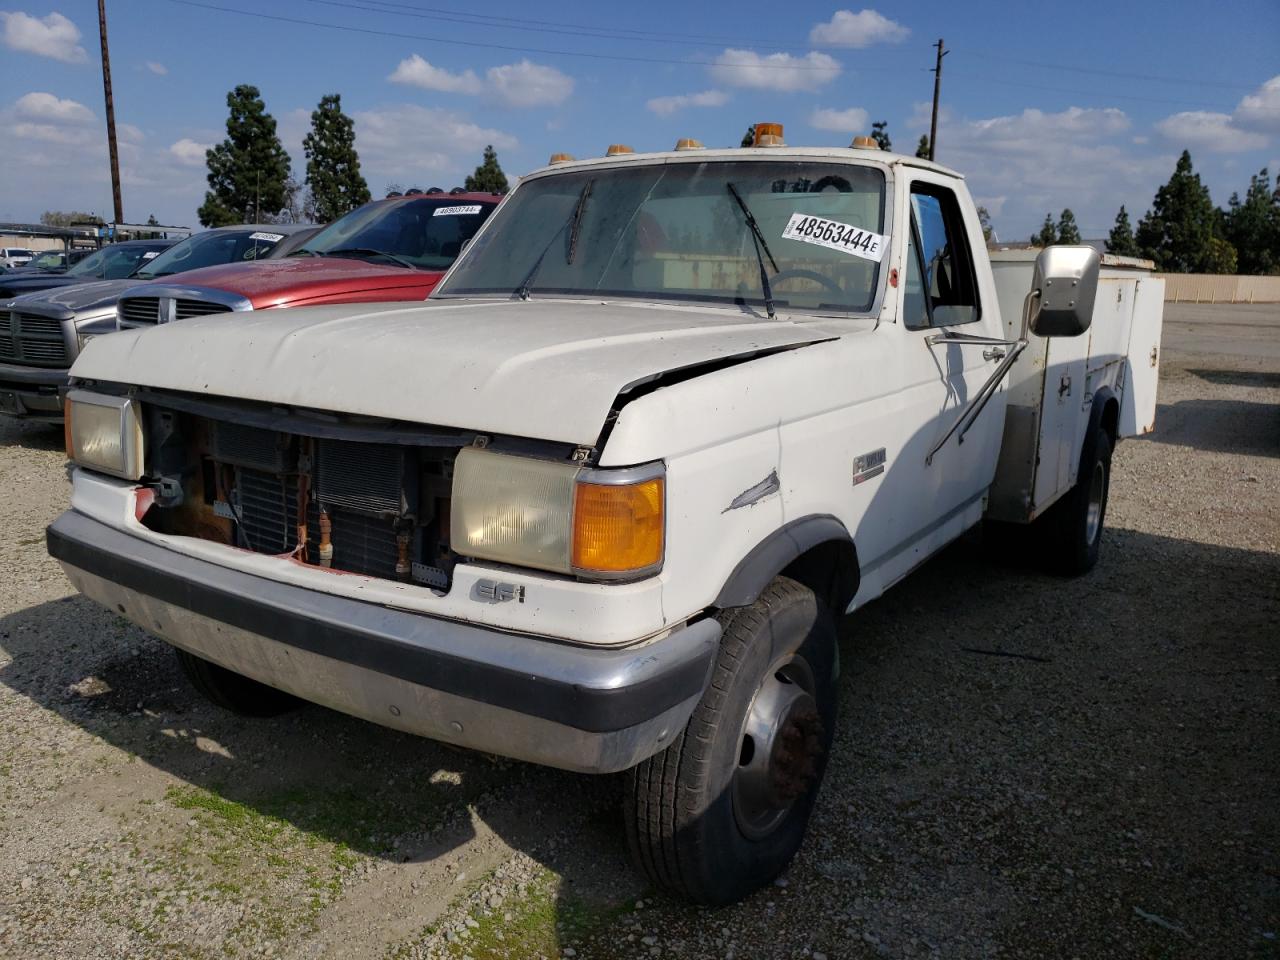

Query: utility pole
[[929, 37, 948, 162], [97, 0, 124, 226]]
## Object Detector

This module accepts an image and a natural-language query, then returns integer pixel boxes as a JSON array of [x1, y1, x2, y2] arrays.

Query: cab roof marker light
[[674, 138, 704, 151], [753, 122, 785, 147], [549, 152, 575, 164], [850, 135, 880, 150], [605, 144, 635, 157]]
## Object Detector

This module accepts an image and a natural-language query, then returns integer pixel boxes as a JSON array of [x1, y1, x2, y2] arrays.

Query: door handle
[[983, 347, 1006, 361]]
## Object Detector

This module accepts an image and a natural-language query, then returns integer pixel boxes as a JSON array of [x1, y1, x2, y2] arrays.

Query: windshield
[[437, 160, 887, 315], [29, 251, 64, 270], [134, 229, 281, 279], [300, 197, 494, 270], [66, 244, 165, 279]]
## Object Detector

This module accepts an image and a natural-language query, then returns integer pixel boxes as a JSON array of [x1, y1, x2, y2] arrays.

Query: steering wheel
[[770, 268, 843, 297], [809, 175, 853, 193]]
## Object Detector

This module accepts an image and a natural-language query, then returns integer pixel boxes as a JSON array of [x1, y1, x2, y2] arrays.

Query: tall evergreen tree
[[1031, 213, 1057, 246], [1224, 168, 1279, 275], [1056, 208, 1081, 245], [1106, 205, 1140, 256], [871, 120, 891, 152], [198, 85, 291, 227], [1134, 150, 1221, 272], [464, 145, 509, 193], [740, 125, 756, 148], [976, 205, 993, 242], [915, 134, 930, 159], [303, 93, 370, 224]]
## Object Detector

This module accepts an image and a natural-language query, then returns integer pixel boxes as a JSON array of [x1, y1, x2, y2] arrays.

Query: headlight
[[64, 390, 144, 480], [450, 447, 664, 579]]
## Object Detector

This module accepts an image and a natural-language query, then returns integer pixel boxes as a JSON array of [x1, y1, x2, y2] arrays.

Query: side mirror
[[1029, 245, 1099, 337]]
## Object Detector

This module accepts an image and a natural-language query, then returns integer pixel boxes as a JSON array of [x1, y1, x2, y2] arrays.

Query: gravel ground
[[1, 303, 1276, 959]]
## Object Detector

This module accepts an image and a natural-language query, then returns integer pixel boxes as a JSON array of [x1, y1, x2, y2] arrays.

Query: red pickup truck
[[117, 190, 500, 327]]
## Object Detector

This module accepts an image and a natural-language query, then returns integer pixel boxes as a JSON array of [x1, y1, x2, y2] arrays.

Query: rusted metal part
[[317, 509, 333, 568], [771, 705, 824, 803]]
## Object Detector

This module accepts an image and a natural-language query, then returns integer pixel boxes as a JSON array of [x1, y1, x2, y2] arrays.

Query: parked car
[[115, 192, 500, 327], [3, 248, 95, 275], [0, 239, 175, 299], [0, 224, 316, 421], [48, 129, 1164, 904], [0, 248, 35, 269]]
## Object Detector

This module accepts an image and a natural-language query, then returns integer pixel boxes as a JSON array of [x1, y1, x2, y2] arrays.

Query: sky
[[1, 0, 1278, 241]]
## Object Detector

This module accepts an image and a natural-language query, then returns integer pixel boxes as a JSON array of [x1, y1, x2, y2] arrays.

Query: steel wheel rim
[[1085, 460, 1105, 545], [732, 654, 823, 840]]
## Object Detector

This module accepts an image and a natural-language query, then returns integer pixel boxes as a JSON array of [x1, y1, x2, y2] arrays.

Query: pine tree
[[1032, 213, 1057, 246], [915, 135, 930, 159], [740, 125, 756, 148], [1224, 169, 1279, 275], [303, 93, 371, 224], [198, 85, 291, 227], [1056, 208, 1081, 245], [871, 121, 891, 152], [1106, 206, 1139, 256], [145, 213, 159, 226], [464, 145, 509, 194], [1134, 150, 1221, 273]]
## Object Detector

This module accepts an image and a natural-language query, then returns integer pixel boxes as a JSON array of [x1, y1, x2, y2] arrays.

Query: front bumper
[[47, 510, 718, 773], [0, 362, 67, 420]]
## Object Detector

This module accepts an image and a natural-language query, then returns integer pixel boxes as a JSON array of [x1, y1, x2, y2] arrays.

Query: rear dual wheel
[[625, 577, 837, 905]]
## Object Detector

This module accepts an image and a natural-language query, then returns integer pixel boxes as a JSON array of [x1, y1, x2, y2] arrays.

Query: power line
[[161, 0, 837, 71]]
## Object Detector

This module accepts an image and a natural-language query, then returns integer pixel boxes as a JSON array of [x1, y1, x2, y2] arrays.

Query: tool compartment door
[[1119, 276, 1165, 437]]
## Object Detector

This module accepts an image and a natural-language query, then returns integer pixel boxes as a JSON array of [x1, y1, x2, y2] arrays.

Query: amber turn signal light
[[572, 477, 664, 575]]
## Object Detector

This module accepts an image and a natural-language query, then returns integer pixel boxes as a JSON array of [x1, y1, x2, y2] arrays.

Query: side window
[[904, 184, 980, 328]]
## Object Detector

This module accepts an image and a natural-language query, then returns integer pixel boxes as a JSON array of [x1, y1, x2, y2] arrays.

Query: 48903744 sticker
[[781, 213, 887, 263]]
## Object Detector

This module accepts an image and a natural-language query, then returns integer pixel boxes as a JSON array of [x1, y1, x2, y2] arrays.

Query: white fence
[[1157, 274, 1280, 303]]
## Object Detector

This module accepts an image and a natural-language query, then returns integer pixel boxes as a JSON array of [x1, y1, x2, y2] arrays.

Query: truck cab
[[48, 126, 1162, 906]]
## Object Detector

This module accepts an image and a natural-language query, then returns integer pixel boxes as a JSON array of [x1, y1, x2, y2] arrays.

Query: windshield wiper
[[515, 180, 592, 301], [287, 248, 319, 258], [325, 247, 417, 270], [726, 182, 778, 319]]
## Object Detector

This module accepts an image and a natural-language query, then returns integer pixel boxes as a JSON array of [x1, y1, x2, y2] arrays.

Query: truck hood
[[0, 273, 95, 299], [157, 257, 441, 308], [71, 299, 834, 445], [4, 278, 138, 317]]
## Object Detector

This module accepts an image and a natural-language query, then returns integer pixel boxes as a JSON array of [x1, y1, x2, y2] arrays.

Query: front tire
[[624, 577, 837, 905], [174, 648, 301, 717]]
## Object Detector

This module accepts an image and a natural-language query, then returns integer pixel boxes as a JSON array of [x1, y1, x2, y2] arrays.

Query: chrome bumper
[[47, 511, 718, 773]]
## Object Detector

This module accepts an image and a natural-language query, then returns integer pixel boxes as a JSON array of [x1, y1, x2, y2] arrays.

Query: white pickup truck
[[47, 127, 1162, 905]]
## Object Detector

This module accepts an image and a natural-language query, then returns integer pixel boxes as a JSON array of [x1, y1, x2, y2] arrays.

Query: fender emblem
[[853, 448, 886, 485]]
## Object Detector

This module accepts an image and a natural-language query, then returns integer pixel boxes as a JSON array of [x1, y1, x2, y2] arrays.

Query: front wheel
[[174, 648, 301, 717], [624, 577, 837, 905]]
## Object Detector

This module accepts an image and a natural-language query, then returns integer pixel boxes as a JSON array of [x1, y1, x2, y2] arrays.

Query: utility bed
[[986, 250, 1165, 523]]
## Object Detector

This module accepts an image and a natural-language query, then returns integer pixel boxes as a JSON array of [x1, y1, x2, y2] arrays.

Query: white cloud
[[145, 61, 168, 76], [709, 49, 840, 93], [646, 89, 729, 116], [808, 106, 869, 132], [485, 60, 573, 107], [169, 138, 211, 166], [1233, 75, 1280, 134], [13, 91, 95, 125], [388, 54, 483, 94], [1155, 111, 1267, 153], [352, 104, 517, 187], [809, 9, 909, 48], [0, 10, 87, 63], [388, 54, 572, 107], [908, 103, 1169, 240]]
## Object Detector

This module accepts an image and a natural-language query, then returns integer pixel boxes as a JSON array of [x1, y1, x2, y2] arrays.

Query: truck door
[[881, 178, 1005, 583]]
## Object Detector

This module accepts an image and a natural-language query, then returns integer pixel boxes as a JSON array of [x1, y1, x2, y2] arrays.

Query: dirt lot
[[1, 303, 1277, 960]]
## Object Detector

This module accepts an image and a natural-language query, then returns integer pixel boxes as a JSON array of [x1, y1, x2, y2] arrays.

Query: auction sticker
[[433, 205, 482, 217], [249, 231, 284, 242], [782, 213, 887, 262]]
